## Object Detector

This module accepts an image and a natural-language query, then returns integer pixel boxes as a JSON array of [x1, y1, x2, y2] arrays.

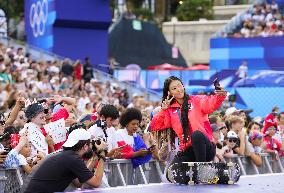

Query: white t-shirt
[[36, 81, 52, 92], [116, 128, 135, 147], [20, 123, 49, 157], [271, 3, 278, 10], [88, 125, 118, 151], [77, 97, 90, 113], [237, 65, 248, 79]]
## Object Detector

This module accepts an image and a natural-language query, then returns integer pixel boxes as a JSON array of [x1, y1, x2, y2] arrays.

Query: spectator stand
[[214, 0, 266, 37], [0, 36, 161, 102]]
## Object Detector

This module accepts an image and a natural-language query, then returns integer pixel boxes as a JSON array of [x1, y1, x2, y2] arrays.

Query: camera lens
[[96, 140, 101, 145]]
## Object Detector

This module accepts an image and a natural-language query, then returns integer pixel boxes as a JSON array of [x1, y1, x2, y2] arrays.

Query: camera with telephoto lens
[[92, 137, 108, 154]]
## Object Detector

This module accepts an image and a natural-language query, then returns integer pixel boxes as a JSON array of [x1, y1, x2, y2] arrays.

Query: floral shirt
[[3, 149, 28, 168]]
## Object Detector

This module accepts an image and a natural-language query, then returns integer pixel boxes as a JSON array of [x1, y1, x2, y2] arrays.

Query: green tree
[[0, 0, 24, 19], [176, 0, 213, 21], [127, 0, 143, 9]]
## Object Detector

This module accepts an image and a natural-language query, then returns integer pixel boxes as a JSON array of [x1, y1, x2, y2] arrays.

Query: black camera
[[92, 137, 108, 154], [95, 120, 107, 130]]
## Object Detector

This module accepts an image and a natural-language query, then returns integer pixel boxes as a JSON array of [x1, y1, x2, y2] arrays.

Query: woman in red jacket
[[150, 76, 226, 183]]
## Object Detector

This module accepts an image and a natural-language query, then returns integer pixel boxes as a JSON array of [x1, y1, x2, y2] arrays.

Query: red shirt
[[263, 136, 282, 151], [74, 64, 82, 80]]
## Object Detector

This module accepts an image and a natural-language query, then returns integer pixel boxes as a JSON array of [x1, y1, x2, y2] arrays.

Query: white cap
[[62, 129, 91, 148], [132, 93, 142, 98], [227, 131, 238, 139], [48, 66, 59, 73], [253, 116, 262, 124], [225, 107, 237, 116], [62, 77, 68, 82]]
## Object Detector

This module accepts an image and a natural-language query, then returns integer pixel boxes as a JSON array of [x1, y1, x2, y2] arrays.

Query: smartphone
[[147, 145, 156, 151], [213, 78, 221, 90]]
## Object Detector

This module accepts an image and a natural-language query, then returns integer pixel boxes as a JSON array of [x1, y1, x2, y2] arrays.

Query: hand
[[26, 157, 33, 166], [0, 153, 7, 164], [238, 130, 245, 141], [19, 132, 28, 146], [112, 150, 122, 159], [94, 140, 108, 152], [16, 97, 26, 108], [45, 135, 54, 146], [49, 95, 63, 105], [143, 132, 156, 147], [99, 150, 106, 157], [36, 152, 45, 160], [136, 148, 150, 157], [274, 150, 279, 161], [161, 91, 174, 110], [148, 145, 156, 153], [214, 87, 227, 96]]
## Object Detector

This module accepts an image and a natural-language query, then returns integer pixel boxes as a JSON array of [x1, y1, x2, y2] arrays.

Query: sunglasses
[[228, 139, 237, 143]]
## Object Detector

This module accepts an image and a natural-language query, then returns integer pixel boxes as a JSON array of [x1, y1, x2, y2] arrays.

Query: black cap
[[211, 124, 221, 132], [25, 103, 44, 120]]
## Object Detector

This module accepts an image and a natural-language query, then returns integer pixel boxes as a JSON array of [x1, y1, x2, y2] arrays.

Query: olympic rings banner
[[25, 0, 55, 50], [25, 0, 111, 72]]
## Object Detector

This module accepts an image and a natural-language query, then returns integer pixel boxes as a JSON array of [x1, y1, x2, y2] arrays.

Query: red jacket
[[150, 95, 226, 151]]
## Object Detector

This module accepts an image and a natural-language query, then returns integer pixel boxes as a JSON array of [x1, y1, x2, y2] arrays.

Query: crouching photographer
[[82, 136, 109, 189], [88, 104, 122, 159], [23, 129, 106, 193]]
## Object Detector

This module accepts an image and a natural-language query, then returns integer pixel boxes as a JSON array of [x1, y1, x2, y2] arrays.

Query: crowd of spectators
[[210, 106, 284, 167], [0, 42, 160, 191], [0, 40, 283, 191], [227, 1, 284, 38]]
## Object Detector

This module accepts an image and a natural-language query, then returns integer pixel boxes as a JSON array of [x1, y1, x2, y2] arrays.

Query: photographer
[[88, 104, 121, 158], [23, 129, 106, 193]]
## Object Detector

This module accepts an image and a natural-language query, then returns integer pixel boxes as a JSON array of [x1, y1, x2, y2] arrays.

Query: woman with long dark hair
[[150, 76, 227, 183]]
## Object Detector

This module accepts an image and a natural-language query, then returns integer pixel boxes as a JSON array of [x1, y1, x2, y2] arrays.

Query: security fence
[[1, 153, 284, 193]]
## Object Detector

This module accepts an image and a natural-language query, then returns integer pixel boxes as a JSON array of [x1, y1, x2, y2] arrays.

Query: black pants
[[167, 131, 216, 184], [172, 130, 216, 163]]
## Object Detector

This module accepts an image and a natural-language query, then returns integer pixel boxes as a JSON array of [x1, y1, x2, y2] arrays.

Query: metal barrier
[[1, 154, 284, 192], [104, 159, 163, 187], [0, 168, 23, 193]]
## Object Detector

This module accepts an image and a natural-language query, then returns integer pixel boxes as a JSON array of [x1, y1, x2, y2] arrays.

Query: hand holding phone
[[213, 78, 221, 90], [147, 144, 156, 152]]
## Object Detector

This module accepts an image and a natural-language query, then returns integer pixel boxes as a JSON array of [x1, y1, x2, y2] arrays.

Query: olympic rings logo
[[29, 0, 48, 38]]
